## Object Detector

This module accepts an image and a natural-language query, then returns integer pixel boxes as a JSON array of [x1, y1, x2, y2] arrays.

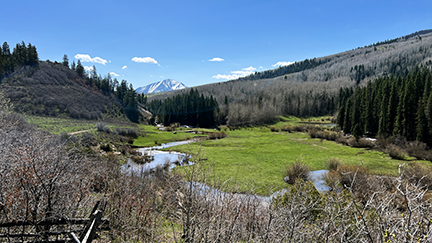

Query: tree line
[[337, 66, 432, 144], [63, 54, 142, 122], [147, 88, 219, 127], [238, 57, 331, 81], [0, 42, 142, 122], [0, 41, 38, 78]]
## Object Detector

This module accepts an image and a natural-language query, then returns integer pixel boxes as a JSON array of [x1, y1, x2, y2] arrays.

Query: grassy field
[[25, 115, 98, 134], [25, 114, 430, 196], [25, 115, 142, 134], [133, 125, 212, 147], [170, 126, 427, 195]]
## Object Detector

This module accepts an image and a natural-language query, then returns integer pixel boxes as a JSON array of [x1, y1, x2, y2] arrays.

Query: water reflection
[[121, 140, 196, 174]]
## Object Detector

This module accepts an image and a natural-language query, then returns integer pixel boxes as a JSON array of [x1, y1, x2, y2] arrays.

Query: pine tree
[[351, 89, 364, 135], [343, 99, 353, 134], [62, 54, 69, 67], [387, 78, 399, 136], [377, 80, 391, 137], [402, 77, 418, 140], [76, 60, 84, 77], [337, 104, 345, 129], [416, 98, 428, 143]]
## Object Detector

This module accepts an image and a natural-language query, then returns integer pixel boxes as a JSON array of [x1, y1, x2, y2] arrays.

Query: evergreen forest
[[147, 88, 219, 127], [337, 66, 432, 144]]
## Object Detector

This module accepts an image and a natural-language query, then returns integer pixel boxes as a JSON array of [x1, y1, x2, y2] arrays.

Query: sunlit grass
[[25, 115, 97, 134], [133, 125, 209, 147], [171, 126, 425, 195]]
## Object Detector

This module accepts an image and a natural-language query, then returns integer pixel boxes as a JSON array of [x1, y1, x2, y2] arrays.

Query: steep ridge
[[0, 61, 122, 119]]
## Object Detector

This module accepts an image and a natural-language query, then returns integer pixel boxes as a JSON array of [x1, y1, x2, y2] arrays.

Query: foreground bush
[[284, 156, 310, 185], [403, 162, 432, 190], [4, 98, 432, 241]]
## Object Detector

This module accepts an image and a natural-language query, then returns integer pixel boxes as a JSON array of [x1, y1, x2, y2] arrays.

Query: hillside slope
[[0, 61, 123, 119], [149, 30, 432, 125]]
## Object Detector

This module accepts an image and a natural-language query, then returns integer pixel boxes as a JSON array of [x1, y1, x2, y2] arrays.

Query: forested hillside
[[147, 88, 219, 127], [338, 66, 432, 144], [149, 30, 432, 126], [0, 42, 143, 122]]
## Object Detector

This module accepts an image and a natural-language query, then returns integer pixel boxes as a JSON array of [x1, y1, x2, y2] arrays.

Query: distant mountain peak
[[136, 79, 187, 94]]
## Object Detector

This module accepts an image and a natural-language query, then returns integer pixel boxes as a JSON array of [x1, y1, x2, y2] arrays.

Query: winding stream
[[121, 139, 198, 174], [122, 139, 330, 201]]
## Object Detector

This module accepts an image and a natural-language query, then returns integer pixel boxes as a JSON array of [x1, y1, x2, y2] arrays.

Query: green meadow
[[25, 115, 430, 196], [133, 125, 213, 147], [25, 115, 97, 134], [169, 126, 425, 195]]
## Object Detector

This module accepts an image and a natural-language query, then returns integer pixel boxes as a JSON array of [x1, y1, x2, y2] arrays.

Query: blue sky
[[2, 0, 432, 88]]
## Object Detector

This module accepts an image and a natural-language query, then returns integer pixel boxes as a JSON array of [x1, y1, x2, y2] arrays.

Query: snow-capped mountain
[[136, 79, 187, 94]]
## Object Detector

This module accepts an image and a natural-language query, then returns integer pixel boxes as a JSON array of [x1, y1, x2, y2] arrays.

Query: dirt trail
[[68, 129, 94, 135]]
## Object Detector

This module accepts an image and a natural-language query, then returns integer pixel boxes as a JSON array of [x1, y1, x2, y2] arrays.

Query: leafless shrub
[[349, 138, 376, 148], [406, 140, 429, 160], [0, 112, 102, 230], [387, 144, 408, 160], [322, 130, 340, 140], [309, 127, 341, 141], [269, 126, 280, 132], [115, 127, 139, 138], [403, 162, 432, 189], [337, 164, 369, 189], [323, 169, 341, 191], [284, 156, 310, 185], [280, 124, 293, 132], [326, 157, 342, 171], [165, 126, 175, 131], [308, 127, 323, 138], [335, 135, 350, 145], [292, 125, 308, 132], [103, 125, 111, 133], [205, 131, 227, 140], [130, 150, 154, 165]]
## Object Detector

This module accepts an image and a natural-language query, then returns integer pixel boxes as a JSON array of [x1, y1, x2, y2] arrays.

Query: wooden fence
[[0, 201, 109, 243]]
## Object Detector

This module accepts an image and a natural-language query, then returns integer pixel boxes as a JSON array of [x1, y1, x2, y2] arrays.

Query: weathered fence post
[[71, 200, 107, 243], [0, 200, 108, 242]]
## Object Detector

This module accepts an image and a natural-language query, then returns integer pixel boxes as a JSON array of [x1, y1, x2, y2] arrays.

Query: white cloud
[[132, 57, 159, 65], [74, 54, 108, 65], [122, 65, 127, 69], [209, 57, 225, 62], [242, 66, 256, 71], [272, 61, 294, 67], [109, 72, 120, 77], [84, 66, 94, 72], [212, 74, 239, 80], [213, 66, 257, 80]]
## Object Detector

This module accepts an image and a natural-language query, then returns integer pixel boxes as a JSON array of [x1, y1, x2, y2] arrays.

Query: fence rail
[[0, 201, 109, 243]]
